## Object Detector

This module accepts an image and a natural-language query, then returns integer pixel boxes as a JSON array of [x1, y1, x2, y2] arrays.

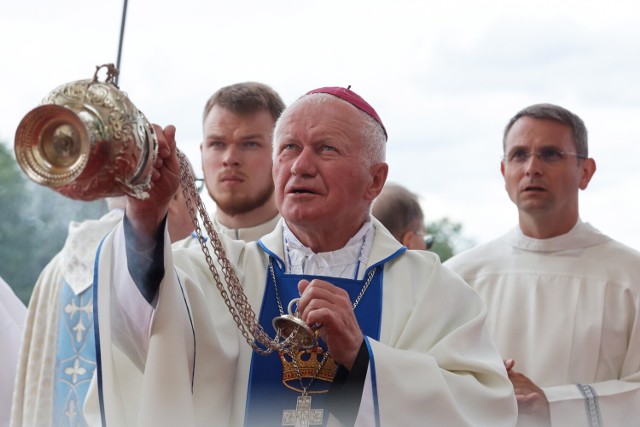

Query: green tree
[[425, 217, 474, 262], [0, 141, 106, 304]]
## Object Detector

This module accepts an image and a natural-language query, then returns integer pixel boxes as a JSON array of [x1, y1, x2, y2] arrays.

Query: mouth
[[287, 184, 317, 195], [522, 185, 545, 192], [220, 174, 244, 183], [291, 188, 314, 194]]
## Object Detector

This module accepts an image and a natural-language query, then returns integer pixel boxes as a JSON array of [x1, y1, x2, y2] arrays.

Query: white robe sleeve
[[108, 222, 156, 369], [91, 219, 237, 427], [353, 256, 517, 426], [544, 378, 640, 426]]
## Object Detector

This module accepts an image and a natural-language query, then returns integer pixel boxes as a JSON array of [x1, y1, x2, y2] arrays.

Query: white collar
[[282, 219, 374, 279], [213, 214, 281, 243], [506, 219, 610, 252]]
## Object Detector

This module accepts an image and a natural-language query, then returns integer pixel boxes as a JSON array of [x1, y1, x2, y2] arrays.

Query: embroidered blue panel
[[53, 282, 96, 426], [244, 259, 383, 426]]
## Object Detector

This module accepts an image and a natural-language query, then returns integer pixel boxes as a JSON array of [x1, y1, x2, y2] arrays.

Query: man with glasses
[[372, 182, 433, 250], [445, 103, 640, 426]]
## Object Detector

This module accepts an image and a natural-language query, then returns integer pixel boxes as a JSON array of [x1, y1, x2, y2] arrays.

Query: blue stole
[[54, 282, 95, 427], [244, 258, 383, 427]]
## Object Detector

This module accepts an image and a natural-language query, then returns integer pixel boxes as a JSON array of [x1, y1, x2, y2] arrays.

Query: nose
[[222, 144, 240, 167], [523, 152, 543, 176], [290, 147, 317, 177]]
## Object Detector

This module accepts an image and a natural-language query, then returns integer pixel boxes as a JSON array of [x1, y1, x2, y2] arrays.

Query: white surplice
[[89, 218, 517, 426], [445, 220, 640, 426], [0, 276, 26, 427]]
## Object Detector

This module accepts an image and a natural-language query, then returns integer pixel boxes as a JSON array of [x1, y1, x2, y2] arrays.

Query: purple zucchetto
[[306, 86, 388, 140]]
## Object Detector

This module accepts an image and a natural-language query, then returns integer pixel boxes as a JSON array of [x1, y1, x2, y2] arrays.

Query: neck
[[286, 217, 369, 253], [216, 198, 279, 229], [519, 212, 579, 239]]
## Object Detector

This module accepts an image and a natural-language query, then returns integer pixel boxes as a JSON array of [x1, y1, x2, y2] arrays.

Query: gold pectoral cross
[[282, 395, 324, 427]]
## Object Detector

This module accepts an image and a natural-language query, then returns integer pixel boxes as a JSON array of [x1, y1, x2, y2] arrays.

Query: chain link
[[178, 151, 285, 355]]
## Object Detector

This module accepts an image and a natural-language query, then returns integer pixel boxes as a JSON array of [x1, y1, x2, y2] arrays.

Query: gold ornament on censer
[[14, 64, 157, 201]]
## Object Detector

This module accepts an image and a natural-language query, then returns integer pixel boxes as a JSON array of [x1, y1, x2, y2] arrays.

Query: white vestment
[[10, 209, 123, 427], [212, 213, 281, 243], [172, 214, 281, 250], [445, 220, 640, 426], [0, 276, 26, 427], [90, 218, 517, 426]]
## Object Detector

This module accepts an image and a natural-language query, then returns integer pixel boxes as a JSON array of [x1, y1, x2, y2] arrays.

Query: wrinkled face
[[200, 105, 275, 216], [273, 99, 384, 233], [501, 117, 593, 223]]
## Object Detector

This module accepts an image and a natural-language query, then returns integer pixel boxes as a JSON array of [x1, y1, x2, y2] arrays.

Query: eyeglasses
[[424, 234, 434, 250], [503, 147, 586, 165], [194, 178, 205, 193]]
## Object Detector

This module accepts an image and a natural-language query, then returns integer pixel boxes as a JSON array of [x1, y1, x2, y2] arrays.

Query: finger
[[300, 279, 348, 304], [297, 279, 310, 296], [152, 124, 169, 155], [504, 359, 515, 371], [297, 280, 338, 315]]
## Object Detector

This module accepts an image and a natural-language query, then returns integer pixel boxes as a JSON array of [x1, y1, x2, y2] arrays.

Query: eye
[[539, 148, 564, 163], [278, 143, 297, 154], [207, 140, 225, 149], [508, 148, 529, 163], [320, 145, 337, 152], [243, 141, 259, 149]]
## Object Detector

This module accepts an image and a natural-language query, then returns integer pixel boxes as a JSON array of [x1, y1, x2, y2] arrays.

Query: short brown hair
[[202, 82, 285, 125], [372, 182, 424, 241], [503, 103, 588, 158]]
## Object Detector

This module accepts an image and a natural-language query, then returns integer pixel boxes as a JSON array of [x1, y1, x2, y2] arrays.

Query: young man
[[445, 103, 640, 426], [200, 82, 284, 242]]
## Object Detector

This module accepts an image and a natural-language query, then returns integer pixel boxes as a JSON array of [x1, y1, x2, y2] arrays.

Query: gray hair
[[273, 93, 386, 167], [503, 103, 588, 158]]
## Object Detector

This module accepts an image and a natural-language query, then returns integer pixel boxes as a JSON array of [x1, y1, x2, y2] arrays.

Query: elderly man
[[445, 103, 640, 426], [90, 87, 516, 426]]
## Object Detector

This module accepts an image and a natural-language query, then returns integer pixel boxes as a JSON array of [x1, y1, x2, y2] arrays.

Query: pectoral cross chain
[[282, 395, 324, 427]]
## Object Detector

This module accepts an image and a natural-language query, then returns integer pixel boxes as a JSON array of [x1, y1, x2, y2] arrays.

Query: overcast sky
[[2, 0, 640, 251]]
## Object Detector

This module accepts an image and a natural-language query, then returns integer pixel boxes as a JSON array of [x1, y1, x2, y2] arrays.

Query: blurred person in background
[[0, 275, 26, 427], [371, 181, 433, 250]]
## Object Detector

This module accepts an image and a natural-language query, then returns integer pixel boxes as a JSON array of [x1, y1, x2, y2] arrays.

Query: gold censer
[[14, 64, 157, 201]]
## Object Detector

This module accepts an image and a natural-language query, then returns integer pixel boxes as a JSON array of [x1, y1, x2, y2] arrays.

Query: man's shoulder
[[444, 236, 508, 271], [590, 235, 640, 273]]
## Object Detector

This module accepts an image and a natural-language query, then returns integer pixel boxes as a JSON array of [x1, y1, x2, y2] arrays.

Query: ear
[[365, 163, 389, 202], [579, 158, 596, 190], [400, 230, 414, 248], [500, 159, 506, 178]]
